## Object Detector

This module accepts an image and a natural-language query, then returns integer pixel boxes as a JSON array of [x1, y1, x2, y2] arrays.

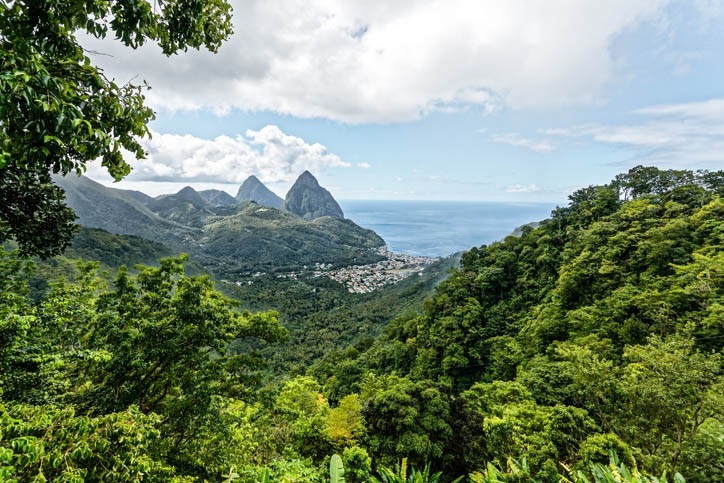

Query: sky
[[81, 0, 724, 203]]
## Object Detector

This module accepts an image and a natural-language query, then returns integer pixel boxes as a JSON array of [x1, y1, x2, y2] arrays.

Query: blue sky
[[83, 0, 724, 203]]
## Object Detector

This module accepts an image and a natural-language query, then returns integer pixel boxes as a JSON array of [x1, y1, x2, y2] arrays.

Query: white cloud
[[633, 98, 724, 119], [357, 162, 372, 169], [490, 132, 555, 153], [85, 125, 350, 185], [79, 0, 669, 123], [506, 183, 540, 193], [546, 98, 724, 167]]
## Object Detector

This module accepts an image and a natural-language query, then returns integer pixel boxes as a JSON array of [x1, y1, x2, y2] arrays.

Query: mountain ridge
[[55, 174, 384, 276], [198, 189, 238, 207]]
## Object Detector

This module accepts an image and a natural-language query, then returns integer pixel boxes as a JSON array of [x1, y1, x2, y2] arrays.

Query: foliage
[[241, 458, 322, 483], [0, 247, 37, 398], [3, 165, 723, 480], [327, 394, 366, 449], [342, 446, 373, 483], [348, 166, 723, 478], [274, 376, 332, 459], [0, 0, 232, 256], [469, 452, 685, 483], [330, 453, 346, 483], [360, 374, 452, 466], [369, 458, 455, 483], [568, 452, 687, 483], [0, 252, 287, 479], [0, 401, 183, 482]]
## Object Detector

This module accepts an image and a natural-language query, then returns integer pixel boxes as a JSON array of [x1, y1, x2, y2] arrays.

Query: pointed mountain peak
[[239, 175, 263, 188], [236, 175, 284, 209], [294, 170, 323, 188], [284, 171, 344, 220]]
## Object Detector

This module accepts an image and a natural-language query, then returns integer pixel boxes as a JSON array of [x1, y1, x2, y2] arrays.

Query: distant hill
[[198, 189, 239, 207], [198, 202, 383, 274], [283, 170, 344, 220], [122, 189, 155, 206], [26, 227, 205, 301], [509, 221, 541, 238], [53, 174, 196, 248], [67, 227, 174, 268], [236, 175, 284, 209], [147, 186, 212, 227], [55, 175, 384, 276]]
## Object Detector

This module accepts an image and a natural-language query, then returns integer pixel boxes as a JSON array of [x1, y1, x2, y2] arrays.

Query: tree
[[619, 336, 722, 473], [0, 403, 181, 482], [0, 0, 233, 257], [77, 258, 287, 429], [9, 255, 288, 479], [360, 373, 452, 466], [274, 376, 332, 459], [0, 247, 38, 398], [327, 393, 365, 450]]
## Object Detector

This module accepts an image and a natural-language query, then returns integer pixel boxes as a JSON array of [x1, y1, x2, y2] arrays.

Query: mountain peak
[[236, 175, 284, 209], [283, 172, 344, 220], [299, 170, 316, 181], [178, 185, 197, 195], [173, 186, 206, 206], [198, 189, 238, 207]]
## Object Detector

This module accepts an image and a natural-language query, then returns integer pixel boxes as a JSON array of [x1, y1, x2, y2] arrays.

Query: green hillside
[[223, 254, 459, 377], [315, 166, 724, 479], [67, 227, 174, 268], [199, 202, 384, 275]]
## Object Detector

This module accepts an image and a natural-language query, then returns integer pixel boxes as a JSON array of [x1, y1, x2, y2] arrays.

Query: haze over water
[[340, 200, 558, 258]]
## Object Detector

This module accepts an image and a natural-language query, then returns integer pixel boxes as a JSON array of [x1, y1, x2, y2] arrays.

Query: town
[[312, 250, 438, 293], [229, 249, 438, 293]]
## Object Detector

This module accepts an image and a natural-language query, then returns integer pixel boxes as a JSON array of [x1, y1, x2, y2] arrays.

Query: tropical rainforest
[[1, 166, 723, 482], [1, 1, 722, 481]]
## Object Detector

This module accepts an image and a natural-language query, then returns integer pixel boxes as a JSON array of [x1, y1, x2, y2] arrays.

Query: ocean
[[339, 200, 559, 258]]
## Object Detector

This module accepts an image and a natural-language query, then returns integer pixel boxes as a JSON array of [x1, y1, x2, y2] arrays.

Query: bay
[[339, 200, 559, 258]]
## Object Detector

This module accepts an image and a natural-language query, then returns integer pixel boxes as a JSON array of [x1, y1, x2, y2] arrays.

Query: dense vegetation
[[313, 166, 723, 480], [222, 255, 459, 378], [1, 166, 722, 481]]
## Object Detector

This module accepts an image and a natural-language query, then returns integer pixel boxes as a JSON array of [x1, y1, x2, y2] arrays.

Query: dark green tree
[[360, 373, 452, 467], [0, 0, 233, 257]]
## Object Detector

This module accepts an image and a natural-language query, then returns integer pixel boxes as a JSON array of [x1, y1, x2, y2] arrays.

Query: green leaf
[[330, 454, 345, 483]]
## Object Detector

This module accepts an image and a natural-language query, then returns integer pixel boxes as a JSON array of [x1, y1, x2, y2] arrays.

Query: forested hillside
[[1, 166, 722, 482], [314, 166, 723, 480]]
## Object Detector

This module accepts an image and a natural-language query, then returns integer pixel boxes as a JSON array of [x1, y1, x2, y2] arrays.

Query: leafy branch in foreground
[[0, 0, 233, 256]]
